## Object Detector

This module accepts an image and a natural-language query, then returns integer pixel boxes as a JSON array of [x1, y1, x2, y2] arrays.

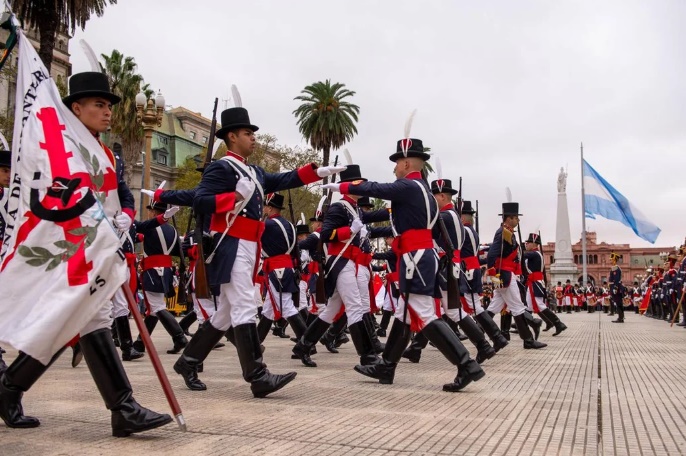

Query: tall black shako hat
[[147, 201, 168, 212], [499, 202, 522, 216], [215, 107, 259, 139], [389, 138, 431, 162], [265, 193, 285, 210], [357, 196, 374, 208], [430, 179, 458, 195], [63, 72, 121, 107], [296, 224, 310, 236], [525, 233, 541, 245], [338, 164, 367, 183], [461, 200, 476, 214], [0, 150, 11, 168]]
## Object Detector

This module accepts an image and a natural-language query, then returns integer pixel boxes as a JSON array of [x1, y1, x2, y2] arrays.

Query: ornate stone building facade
[[543, 231, 670, 285]]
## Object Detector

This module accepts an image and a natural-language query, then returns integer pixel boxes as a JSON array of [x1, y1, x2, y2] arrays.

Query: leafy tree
[[12, 0, 117, 71], [100, 49, 153, 184], [293, 79, 359, 183]]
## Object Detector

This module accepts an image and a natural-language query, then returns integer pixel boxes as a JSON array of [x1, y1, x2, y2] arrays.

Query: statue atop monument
[[557, 167, 567, 193]]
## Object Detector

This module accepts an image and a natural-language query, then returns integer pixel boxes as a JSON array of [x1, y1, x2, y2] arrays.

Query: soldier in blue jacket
[[609, 252, 625, 323], [171, 106, 343, 396], [256, 193, 314, 366], [132, 202, 187, 355], [322, 138, 484, 392], [486, 202, 546, 349], [522, 233, 567, 335], [292, 165, 381, 368]]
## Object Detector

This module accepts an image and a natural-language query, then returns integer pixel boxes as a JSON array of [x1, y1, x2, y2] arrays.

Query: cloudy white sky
[[70, 0, 685, 249]]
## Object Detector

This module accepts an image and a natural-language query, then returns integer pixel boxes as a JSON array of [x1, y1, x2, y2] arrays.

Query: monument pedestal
[[550, 168, 578, 284]]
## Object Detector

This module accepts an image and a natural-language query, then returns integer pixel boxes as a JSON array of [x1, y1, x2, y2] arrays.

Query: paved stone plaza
[[1, 311, 685, 455]]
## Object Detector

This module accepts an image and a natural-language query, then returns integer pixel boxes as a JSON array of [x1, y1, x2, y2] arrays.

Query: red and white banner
[[0, 29, 126, 363]]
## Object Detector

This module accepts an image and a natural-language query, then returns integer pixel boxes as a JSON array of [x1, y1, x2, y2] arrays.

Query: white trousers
[[298, 281, 309, 309], [525, 294, 549, 312], [358, 266, 371, 312], [145, 291, 167, 314], [319, 262, 367, 325], [262, 282, 298, 320], [487, 278, 527, 316], [393, 293, 438, 327], [382, 286, 396, 312], [210, 239, 260, 331], [460, 293, 486, 316], [191, 293, 215, 324], [111, 287, 130, 319]]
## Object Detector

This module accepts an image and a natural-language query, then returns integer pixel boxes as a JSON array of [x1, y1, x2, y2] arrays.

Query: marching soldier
[[131, 202, 188, 355], [372, 236, 398, 338], [458, 201, 508, 350], [322, 138, 485, 391], [0, 72, 172, 436], [563, 280, 574, 314], [256, 193, 313, 366], [522, 233, 567, 336], [292, 164, 381, 368], [664, 253, 679, 323], [609, 252, 625, 323], [485, 201, 547, 349], [554, 281, 563, 312], [171, 105, 344, 395]]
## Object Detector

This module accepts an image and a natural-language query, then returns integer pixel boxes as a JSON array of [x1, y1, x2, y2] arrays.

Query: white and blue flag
[[583, 159, 661, 244]]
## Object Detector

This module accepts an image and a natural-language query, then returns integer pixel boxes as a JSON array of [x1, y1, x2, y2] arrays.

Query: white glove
[[299, 250, 309, 264], [317, 165, 347, 178], [141, 180, 166, 199], [359, 226, 368, 239], [351, 217, 364, 234], [235, 176, 255, 201], [115, 213, 132, 231], [491, 275, 502, 288], [320, 182, 340, 192], [164, 206, 180, 220]]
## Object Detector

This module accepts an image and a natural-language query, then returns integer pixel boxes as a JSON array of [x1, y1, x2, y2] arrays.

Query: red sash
[[140, 254, 172, 271]]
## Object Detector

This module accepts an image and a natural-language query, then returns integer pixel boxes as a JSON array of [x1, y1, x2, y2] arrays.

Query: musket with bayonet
[[193, 98, 219, 299], [287, 188, 302, 306], [475, 200, 480, 236], [437, 211, 461, 310]]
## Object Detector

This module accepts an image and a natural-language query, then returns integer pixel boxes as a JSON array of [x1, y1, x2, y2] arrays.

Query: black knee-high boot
[[514, 314, 547, 349], [287, 314, 316, 367], [174, 321, 227, 391], [0, 348, 65, 428], [114, 316, 144, 361], [179, 311, 198, 336], [538, 310, 554, 331], [132, 315, 158, 353], [157, 310, 189, 355], [500, 312, 512, 341], [80, 328, 172, 437], [523, 311, 542, 340], [320, 314, 346, 353], [348, 320, 380, 366], [233, 323, 297, 398], [377, 309, 392, 337], [457, 316, 495, 364], [421, 319, 485, 392], [354, 319, 411, 385], [362, 313, 385, 354], [540, 308, 567, 336], [477, 312, 509, 352], [293, 317, 331, 365], [257, 317, 274, 343], [402, 331, 429, 363]]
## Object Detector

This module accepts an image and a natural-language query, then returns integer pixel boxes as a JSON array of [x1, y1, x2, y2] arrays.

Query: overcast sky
[[70, 0, 686, 250]]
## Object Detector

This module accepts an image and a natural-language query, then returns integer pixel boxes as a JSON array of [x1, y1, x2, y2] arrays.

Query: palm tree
[[293, 80, 359, 183], [101, 49, 152, 183], [11, 0, 117, 71]]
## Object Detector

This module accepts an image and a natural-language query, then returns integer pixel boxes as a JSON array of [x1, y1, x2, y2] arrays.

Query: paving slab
[[1, 311, 684, 455]]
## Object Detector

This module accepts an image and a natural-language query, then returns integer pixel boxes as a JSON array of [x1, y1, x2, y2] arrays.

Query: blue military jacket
[[460, 222, 483, 295], [262, 214, 298, 293], [138, 219, 179, 294], [486, 225, 520, 288]]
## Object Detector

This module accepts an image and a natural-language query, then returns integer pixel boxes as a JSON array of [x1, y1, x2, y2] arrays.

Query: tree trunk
[[322, 145, 330, 185], [35, 8, 58, 72]]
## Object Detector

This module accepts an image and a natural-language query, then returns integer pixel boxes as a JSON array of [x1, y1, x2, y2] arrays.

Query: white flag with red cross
[[0, 28, 126, 364]]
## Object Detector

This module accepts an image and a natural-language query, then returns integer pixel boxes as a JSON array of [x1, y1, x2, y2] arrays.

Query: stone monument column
[[550, 167, 578, 285]]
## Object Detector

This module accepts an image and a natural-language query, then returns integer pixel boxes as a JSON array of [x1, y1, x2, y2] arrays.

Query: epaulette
[[502, 228, 513, 245]]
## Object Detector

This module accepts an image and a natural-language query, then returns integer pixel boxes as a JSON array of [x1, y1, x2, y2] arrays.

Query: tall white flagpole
[[581, 142, 588, 285]]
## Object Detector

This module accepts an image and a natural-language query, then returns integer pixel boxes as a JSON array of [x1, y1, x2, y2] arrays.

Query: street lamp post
[[135, 90, 165, 208], [136, 152, 145, 220]]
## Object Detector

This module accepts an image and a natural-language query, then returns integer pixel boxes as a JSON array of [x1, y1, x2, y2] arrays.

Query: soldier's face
[[525, 241, 536, 251], [229, 129, 256, 156], [0, 166, 9, 187], [393, 159, 409, 179], [311, 221, 322, 231], [71, 97, 112, 134]]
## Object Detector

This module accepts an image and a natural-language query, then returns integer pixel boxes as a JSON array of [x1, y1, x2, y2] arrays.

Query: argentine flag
[[583, 159, 661, 244]]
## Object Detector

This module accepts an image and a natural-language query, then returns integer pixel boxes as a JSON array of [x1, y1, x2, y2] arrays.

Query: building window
[[158, 154, 168, 166], [574, 255, 578, 264], [189, 131, 196, 140], [550, 255, 554, 264], [160, 137, 168, 145], [593, 254, 598, 264], [202, 136, 208, 144]]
